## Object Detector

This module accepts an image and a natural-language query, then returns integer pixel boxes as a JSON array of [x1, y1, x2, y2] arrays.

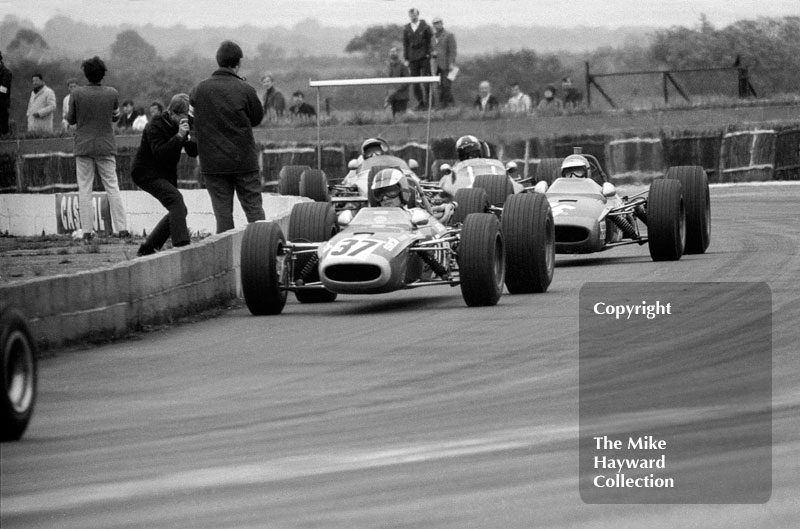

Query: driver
[[361, 137, 390, 159], [506, 160, 519, 179], [371, 168, 412, 207], [560, 154, 591, 179], [455, 135, 483, 161]]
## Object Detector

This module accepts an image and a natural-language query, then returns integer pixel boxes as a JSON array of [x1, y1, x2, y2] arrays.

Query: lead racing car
[[541, 149, 710, 261], [240, 168, 554, 315]]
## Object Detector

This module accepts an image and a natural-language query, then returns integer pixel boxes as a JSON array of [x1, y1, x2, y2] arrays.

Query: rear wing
[[308, 76, 441, 175]]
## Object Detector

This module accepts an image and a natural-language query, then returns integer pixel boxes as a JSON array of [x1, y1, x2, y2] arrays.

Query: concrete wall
[[0, 190, 303, 237], [0, 197, 305, 350]]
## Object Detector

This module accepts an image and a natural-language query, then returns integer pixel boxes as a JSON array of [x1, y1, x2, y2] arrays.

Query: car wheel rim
[[5, 330, 34, 414]]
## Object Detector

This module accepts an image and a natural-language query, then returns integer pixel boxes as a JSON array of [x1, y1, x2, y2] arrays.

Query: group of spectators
[[3, 41, 268, 259], [473, 76, 583, 116]]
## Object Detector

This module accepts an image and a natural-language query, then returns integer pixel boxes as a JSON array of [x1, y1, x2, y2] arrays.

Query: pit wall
[[0, 196, 307, 350]]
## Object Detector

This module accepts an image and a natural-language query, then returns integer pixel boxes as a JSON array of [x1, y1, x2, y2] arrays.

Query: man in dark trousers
[[386, 47, 409, 117], [0, 51, 12, 136], [190, 40, 265, 233], [132, 93, 197, 256], [431, 16, 457, 108], [403, 8, 433, 110]]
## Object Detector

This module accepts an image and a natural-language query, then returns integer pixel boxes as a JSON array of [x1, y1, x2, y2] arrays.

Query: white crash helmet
[[361, 137, 390, 158], [347, 158, 359, 170], [456, 135, 482, 160], [440, 163, 452, 175], [505, 161, 518, 175], [371, 168, 411, 204], [561, 154, 591, 178]]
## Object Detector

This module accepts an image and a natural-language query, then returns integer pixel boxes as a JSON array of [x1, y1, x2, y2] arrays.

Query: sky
[[1, 0, 798, 29]]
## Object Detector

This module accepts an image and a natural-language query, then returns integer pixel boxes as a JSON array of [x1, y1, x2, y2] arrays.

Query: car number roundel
[[329, 238, 381, 258]]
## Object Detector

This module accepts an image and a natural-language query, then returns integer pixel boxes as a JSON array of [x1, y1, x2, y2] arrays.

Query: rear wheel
[[473, 174, 514, 206], [300, 169, 330, 202], [278, 165, 310, 196], [648, 179, 685, 261], [241, 222, 288, 315], [535, 158, 563, 185], [665, 166, 710, 254], [288, 202, 338, 303], [452, 187, 489, 224], [502, 193, 555, 293], [1, 305, 37, 442], [459, 213, 505, 307]]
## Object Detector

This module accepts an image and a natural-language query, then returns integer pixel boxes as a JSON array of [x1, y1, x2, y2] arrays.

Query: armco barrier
[[606, 135, 664, 185], [0, 209, 296, 351], [720, 129, 777, 182], [662, 131, 723, 182], [775, 126, 800, 181]]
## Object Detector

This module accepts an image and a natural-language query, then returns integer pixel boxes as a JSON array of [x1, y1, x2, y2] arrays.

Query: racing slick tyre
[[1, 305, 37, 442], [534, 158, 563, 185], [501, 193, 555, 294], [241, 222, 288, 315], [300, 169, 330, 202], [459, 213, 505, 307], [452, 187, 489, 225], [288, 202, 338, 303], [473, 174, 514, 206], [665, 166, 710, 254], [278, 165, 311, 196], [647, 179, 686, 261]]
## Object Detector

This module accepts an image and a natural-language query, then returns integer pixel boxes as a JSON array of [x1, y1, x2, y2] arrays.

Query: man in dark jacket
[[132, 93, 197, 256], [403, 8, 433, 110], [190, 40, 265, 233], [261, 73, 285, 122], [386, 47, 409, 117], [0, 51, 12, 136], [431, 16, 457, 108]]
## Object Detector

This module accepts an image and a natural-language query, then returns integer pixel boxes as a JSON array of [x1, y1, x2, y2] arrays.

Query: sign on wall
[[54, 193, 113, 235]]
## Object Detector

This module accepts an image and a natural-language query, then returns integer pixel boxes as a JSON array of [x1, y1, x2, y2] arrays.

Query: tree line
[[2, 15, 798, 137]]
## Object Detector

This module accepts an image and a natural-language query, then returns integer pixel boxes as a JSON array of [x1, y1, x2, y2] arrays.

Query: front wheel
[[288, 202, 338, 303], [647, 179, 685, 261], [1, 305, 38, 442], [241, 222, 288, 315], [502, 193, 555, 293], [459, 213, 505, 307]]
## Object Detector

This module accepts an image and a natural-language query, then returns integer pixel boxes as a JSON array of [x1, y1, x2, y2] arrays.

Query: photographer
[[132, 93, 197, 256]]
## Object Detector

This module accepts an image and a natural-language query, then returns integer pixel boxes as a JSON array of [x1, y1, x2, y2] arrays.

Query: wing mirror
[[337, 209, 354, 227], [411, 209, 429, 226], [533, 181, 549, 194], [601, 182, 617, 197]]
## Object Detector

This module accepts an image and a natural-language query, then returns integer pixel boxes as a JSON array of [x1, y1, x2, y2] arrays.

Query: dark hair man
[[66, 56, 129, 239], [190, 40, 265, 233]]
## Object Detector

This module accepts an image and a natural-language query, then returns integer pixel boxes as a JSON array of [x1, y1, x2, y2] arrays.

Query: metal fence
[[585, 62, 757, 109]]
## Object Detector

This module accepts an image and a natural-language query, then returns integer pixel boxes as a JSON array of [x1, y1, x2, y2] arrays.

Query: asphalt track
[[2, 183, 799, 528]]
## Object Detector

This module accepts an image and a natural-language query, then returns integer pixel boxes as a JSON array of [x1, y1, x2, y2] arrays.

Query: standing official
[[431, 16, 456, 108], [403, 8, 433, 110], [191, 40, 265, 233], [0, 51, 12, 136], [66, 56, 129, 239]]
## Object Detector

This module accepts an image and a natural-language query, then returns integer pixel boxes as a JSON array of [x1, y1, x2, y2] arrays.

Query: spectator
[[117, 99, 137, 129], [149, 101, 163, 119], [536, 84, 564, 116], [473, 81, 499, 112], [66, 56, 129, 240], [190, 40, 265, 233], [289, 91, 316, 120], [386, 47, 409, 117], [403, 8, 433, 110], [431, 16, 457, 108], [505, 82, 532, 114], [132, 93, 197, 256], [61, 78, 78, 130], [26, 73, 56, 132], [131, 106, 148, 131], [0, 51, 11, 136], [261, 73, 286, 122], [561, 76, 583, 110]]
